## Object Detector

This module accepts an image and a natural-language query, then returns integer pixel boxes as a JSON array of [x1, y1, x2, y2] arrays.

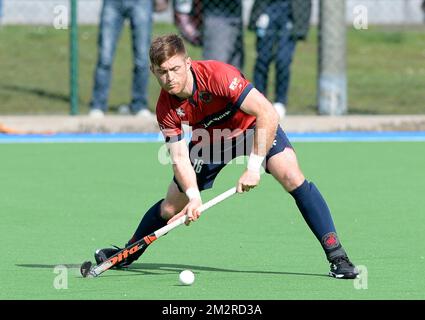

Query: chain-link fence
[[2, 0, 425, 25], [0, 0, 424, 116]]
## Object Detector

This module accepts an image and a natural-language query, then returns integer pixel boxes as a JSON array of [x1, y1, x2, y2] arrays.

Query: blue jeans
[[91, 0, 153, 113], [253, 1, 296, 105]]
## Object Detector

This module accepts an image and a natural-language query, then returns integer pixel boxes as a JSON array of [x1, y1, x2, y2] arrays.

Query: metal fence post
[[318, 0, 347, 115], [70, 0, 79, 115]]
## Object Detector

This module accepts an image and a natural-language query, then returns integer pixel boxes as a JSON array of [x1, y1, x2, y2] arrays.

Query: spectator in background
[[89, 0, 168, 118], [202, 0, 244, 70], [249, 0, 311, 119], [422, 0, 425, 23], [174, 0, 244, 71], [0, 0, 3, 25], [173, 0, 202, 46]]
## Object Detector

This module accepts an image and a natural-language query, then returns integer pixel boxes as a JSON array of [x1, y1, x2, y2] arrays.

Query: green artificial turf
[[1, 141, 424, 299]]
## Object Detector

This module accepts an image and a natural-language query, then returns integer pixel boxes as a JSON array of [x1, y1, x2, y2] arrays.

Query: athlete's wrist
[[185, 187, 201, 200], [247, 153, 265, 173]]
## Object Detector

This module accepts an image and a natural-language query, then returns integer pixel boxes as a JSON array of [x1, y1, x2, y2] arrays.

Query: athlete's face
[[151, 54, 192, 96]]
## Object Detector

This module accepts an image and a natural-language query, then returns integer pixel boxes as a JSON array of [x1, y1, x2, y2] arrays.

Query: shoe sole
[[329, 271, 359, 279]]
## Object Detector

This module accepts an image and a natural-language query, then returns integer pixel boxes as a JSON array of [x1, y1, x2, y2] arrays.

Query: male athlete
[[95, 34, 358, 279]]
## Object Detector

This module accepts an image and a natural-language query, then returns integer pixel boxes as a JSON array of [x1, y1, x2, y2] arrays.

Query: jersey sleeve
[[156, 93, 183, 143], [208, 62, 254, 108]]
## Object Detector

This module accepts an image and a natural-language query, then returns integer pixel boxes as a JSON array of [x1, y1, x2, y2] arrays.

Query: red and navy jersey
[[156, 60, 256, 143]]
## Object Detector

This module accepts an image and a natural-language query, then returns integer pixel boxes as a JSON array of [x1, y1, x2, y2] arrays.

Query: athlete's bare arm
[[167, 139, 202, 224], [237, 88, 279, 193], [240, 88, 279, 157]]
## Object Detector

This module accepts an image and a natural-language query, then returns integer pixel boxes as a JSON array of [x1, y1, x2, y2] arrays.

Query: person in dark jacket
[[422, 0, 425, 23], [249, 0, 311, 118], [174, 0, 244, 70]]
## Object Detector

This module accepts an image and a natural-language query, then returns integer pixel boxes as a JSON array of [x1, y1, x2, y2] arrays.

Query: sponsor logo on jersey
[[229, 77, 241, 91], [176, 107, 185, 118], [199, 91, 213, 103], [203, 110, 232, 128]]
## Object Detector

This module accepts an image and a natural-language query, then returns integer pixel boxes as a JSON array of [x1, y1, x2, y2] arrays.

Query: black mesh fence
[[0, 0, 424, 115]]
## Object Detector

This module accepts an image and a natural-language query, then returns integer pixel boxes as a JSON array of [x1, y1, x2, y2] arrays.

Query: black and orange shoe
[[94, 246, 134, 269]]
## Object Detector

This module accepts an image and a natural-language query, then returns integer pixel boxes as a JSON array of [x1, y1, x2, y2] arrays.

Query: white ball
[[179, 270, 195, 286]]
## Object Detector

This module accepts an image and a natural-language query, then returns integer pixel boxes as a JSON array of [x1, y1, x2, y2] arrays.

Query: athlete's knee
[[282, 169, 305, 192], [269, 148, 304, 191], [278, 151, 305, 191]]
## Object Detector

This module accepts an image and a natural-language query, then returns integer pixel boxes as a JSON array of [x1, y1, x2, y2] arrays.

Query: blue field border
[[1, 131, 425, 143]]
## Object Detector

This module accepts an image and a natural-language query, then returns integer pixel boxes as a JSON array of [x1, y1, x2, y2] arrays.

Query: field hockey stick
[[80, 187, 237, 278]]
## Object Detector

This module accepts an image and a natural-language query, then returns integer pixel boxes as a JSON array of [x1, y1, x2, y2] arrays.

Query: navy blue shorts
[[173, 125, 292, 192]]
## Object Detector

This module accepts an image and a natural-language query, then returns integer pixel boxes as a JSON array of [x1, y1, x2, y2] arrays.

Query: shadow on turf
[[0, 84, 74, 103], [15, 263, 328, 279]]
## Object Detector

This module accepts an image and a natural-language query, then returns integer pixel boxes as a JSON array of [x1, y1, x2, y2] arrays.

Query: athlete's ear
[[185, 56, 192, 68]]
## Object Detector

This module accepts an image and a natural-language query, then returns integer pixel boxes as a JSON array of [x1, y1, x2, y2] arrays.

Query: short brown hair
[[149, 34, 187, 66]]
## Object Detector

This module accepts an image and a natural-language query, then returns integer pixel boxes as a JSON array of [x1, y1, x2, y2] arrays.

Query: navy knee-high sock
[[289, 180, 346, 261], [125, 199, 167, 260]]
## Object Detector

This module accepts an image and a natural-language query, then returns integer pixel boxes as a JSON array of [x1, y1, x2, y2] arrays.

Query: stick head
[[80, 261, 93, 278]]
